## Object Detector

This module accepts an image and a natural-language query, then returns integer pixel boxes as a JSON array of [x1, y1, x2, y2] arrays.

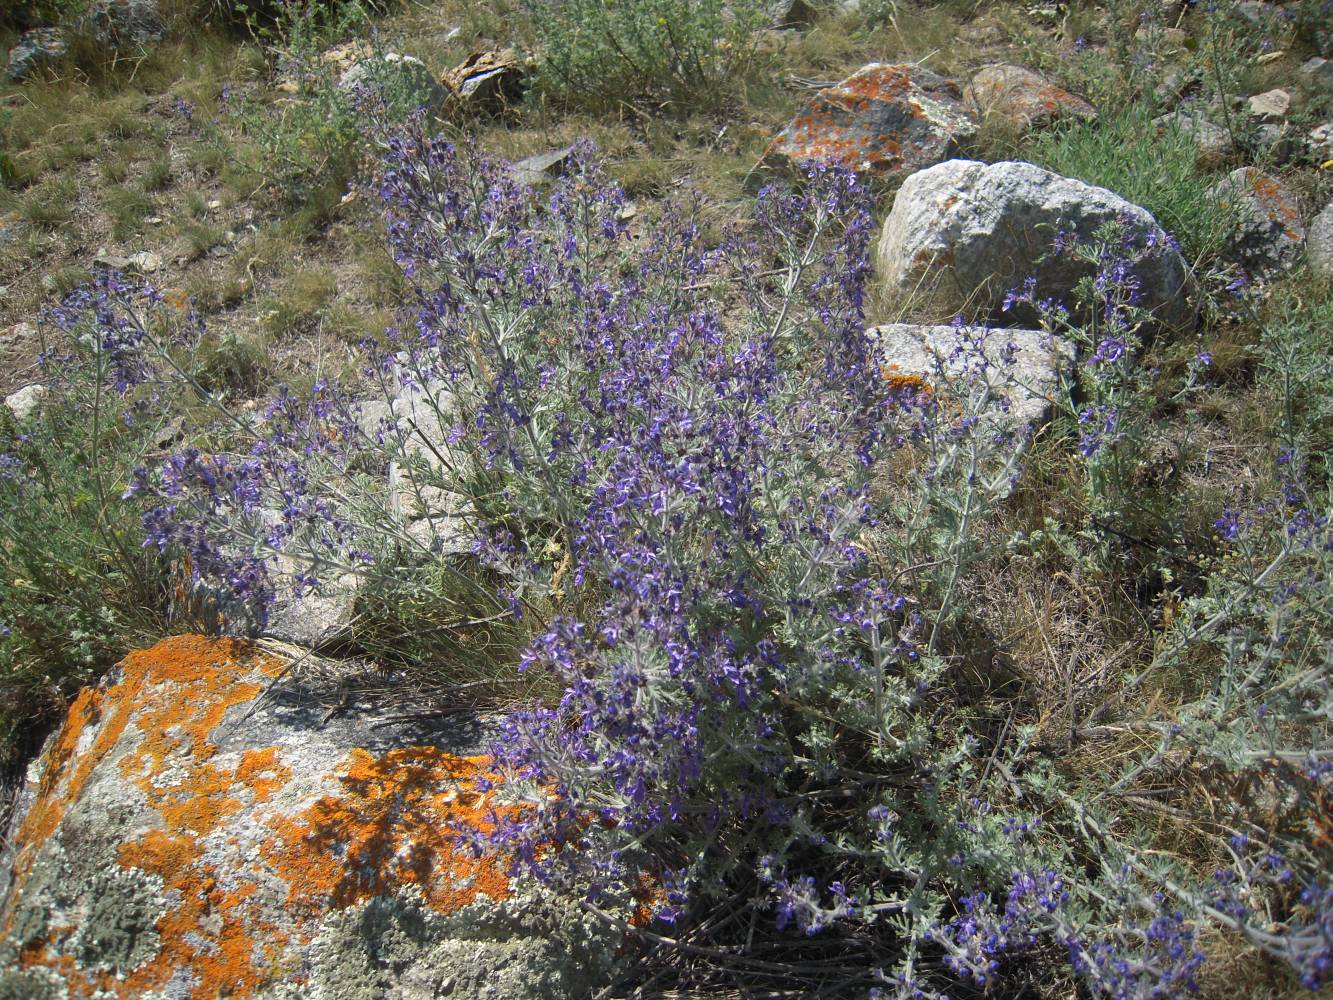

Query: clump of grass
[[522, 0, 772, 113], [105, 186, 155, 240], [1026, 105, 1233, 270], [0, 352, 176, 765], [192, 329, 272, 395], [45, 266, 93, 298], [262, 267, 338, 336], [21, 179, 76, 231], [141, 156, 174, 192], [176, 219, 226, 261]]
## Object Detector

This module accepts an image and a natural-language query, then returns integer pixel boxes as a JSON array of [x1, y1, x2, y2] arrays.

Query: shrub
[[56, 131, 1332, 997], [521, 0, 770, 113], [0, 277, 179, 762]]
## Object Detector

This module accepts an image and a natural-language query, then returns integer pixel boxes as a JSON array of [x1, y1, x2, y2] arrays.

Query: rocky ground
[[0, 0, 1330, 997]]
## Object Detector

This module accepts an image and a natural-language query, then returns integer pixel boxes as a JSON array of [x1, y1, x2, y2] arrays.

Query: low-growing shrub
[[0, 280, 180, 762], [522, 0, 770, 113], [46, 128, 1331, 997]]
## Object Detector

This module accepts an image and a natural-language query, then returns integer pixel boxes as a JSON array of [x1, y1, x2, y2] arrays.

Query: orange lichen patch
[[6, 636, 279, 895], [3, 637, 294, 998], [1243, 169, 1304, 241], [4, 636, 539, 999], [263, 748, 521, 919], [629, 873, 667, 929], [768, 65, 968, 174], [881, 364, 934, 396]]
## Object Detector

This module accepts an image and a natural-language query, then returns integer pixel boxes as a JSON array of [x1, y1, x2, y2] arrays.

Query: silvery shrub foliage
[[43, 123, 1330, 996]]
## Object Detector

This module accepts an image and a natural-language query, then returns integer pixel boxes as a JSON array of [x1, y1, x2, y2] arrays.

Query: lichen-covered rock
[[74, 0, 165, 50], [876, 159, 1196, 328], [1307, 202, 1333, 280], [870, 323, 1074, 429], [0, 636, 626, 999], [765, 63, 976, 176], [1209, 167, 1306, 279], [963, 64, 1095, 131], [5, 29, 67, 82]]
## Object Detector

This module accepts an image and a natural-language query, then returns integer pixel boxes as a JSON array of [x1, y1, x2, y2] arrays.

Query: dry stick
[[578, 901, 818, 976]]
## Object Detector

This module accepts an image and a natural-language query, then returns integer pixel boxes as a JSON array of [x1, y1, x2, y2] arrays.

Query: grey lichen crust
[[0, 835, 167, 989], [302, 882, 628, 1000]]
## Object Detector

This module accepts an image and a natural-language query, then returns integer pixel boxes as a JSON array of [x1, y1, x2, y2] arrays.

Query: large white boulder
[[876, 159, 1196, 328]]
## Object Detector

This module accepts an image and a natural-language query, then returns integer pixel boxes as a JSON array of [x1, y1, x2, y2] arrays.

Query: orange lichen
[[767, 65, 965, 173], [881, 364, 934, 396], [1244, 169, 1304, 241], [3, 636, 532, 999], [262, 747, 520, 918]]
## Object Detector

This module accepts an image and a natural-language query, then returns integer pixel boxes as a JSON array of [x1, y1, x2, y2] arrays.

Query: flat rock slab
[[765, 63, 976, 176], [0, 636, 624, 999], [871, 323, 1074, 428], [1209, 167, 1306, 279], [876, 159, 1196, 329], [1307, 202, 1333, 280], [964, 64, 1095, 130]]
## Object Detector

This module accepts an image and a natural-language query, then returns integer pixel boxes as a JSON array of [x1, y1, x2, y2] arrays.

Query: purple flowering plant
[[38, 119, 1332, 997]]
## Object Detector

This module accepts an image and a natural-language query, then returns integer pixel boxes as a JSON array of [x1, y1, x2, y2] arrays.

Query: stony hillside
[[0, 1, 1329, 998]]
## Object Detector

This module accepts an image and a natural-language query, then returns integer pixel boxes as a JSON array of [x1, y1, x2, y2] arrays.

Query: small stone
[[1246, 88, 1291, 123], [208, 199, 222, 210], [1300, 56, 1333, 92], [128, 250, 162, 273], [4, 383, 47, 422], [1154, 110, 1232, 160], [509, 145, 574, 187], [870, 323, 1074, 429], [1255, 123, 1298, 164]]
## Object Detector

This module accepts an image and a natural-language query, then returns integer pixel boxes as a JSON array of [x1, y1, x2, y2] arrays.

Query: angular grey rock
[[5, 28, 67, 82], [871, 323, 1074, 429], [359, 378, 475, 558], [510, 145, 574, 188], [4, 384, 47, 422], [339, 52, 448, 117], [1246, 88, 1291, 123], [1209, 167, 1306, 278], [1154, 109, 1233, 160], [75, 0, 165, 49], [765, 63, 976, 176], [1300, 56, 1333, 92], [876, 159, 1196, 328], [1307, 202, 1333, 280], [964, 64, 1096, 130]]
